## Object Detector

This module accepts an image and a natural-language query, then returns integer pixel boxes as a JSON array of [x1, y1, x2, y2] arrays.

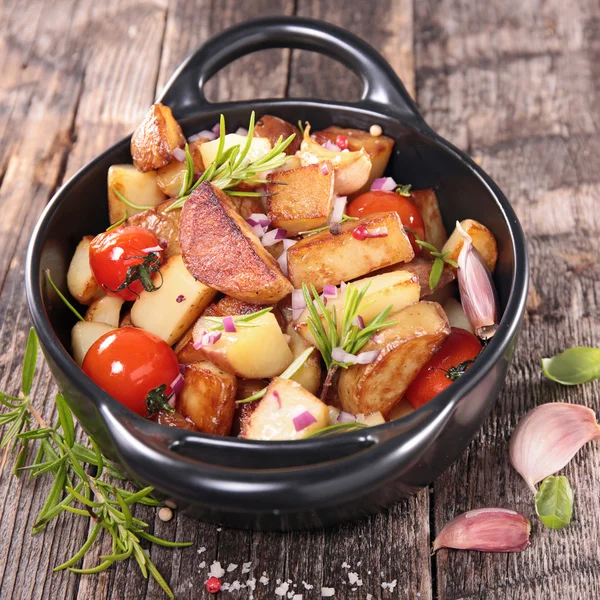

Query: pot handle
[[99, 401, 453, 512], [157, 16, 421, 120]]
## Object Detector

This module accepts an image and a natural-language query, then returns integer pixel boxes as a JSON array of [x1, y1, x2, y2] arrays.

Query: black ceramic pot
[[25, 17, 528, 531]]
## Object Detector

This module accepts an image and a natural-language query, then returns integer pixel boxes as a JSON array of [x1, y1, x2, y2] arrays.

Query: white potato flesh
[[130, 255, 217, 345], [200, 134, 272, 167], [242, 377, 329, 440], [71, 321, 115, 366], [443, 297, 474, 333], [85, 296, 124, 327], [107, 165, 166, 224], [357, 411, 386, 426], [286, 324, 321, 394], [193, 312, 294, 379], [67, 236, 103, 305], [294, 270, 420, 346]]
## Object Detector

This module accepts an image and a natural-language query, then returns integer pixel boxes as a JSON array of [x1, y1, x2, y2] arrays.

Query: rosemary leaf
[[22, 328, 38, 396]]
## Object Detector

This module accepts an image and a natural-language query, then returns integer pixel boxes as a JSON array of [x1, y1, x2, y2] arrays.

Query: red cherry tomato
[[405, 327, 482, 409], [82, 328, 179, 417], [347, 190, 425, 253], [89, 226, 163, 301]]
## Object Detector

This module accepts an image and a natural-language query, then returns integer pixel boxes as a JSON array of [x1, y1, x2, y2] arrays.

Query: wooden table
[[1, 1, 599, 598]]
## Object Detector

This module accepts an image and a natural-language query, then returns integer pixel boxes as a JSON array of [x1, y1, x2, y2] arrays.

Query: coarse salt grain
[[209, 561, 225, 578], [293, 595, 303, 600], [247, 578, 256, 591], [198, 546, 206, 554], [198, 561, 206, 569], [231, 580, 242, 591], [341, 561, 350, 569], [227, 563, 238, 572], [321, 587, 335, 597], [275, 582, 289, 596], [242, 561, 252, 574], [157, 507, 173, 522], [366, 595, 373, 600], [302, 581, 313, 590], [259, 576, 269, 585]]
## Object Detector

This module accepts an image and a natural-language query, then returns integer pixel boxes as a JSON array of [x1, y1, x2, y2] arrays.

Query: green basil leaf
[[22, 328, 39, 396], [542, 347, 600, 385], [534, 475, 573, 530]]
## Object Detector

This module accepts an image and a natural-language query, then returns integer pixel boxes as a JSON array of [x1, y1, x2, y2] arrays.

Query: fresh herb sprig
[[0, 329, 191, 598], [396, 183, 412, 197], [203, 307, 274, 331], [113, 188, 154, 211], [405, 228, 458, 289], [305, 422, 368, 438], [299, 214, 358, 237], [167, 112, 295, 211]]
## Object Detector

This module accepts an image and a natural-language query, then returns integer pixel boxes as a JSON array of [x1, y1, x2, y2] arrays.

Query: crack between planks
[[282, 0, 299, 99], [152, 1, 170, 101]]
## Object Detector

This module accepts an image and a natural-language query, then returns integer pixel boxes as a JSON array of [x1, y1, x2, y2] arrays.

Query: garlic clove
[[509, 402, 600, 493], [456, 221, 498, 339], [433, 508, 531, 553]]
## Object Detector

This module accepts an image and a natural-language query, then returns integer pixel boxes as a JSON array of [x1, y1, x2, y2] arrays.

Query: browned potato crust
[[338, 302, 451, 416], [203, 296, 271, 317], [410, 189, 448, 252], [379, 257, 455, 299], [131, 103, 185, 172], [286, 211, 414, 291], [226, 194, 265, 220], [126, 199, 181, 257], [234, 398, 260, 438], [177, 362, 237, 435], [154, 410, 198, 431], [254, 115, 301, 155], [180, 182, 293, 303]]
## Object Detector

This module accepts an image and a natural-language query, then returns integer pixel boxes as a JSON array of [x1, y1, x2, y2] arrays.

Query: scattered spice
[[369, 124, 382, 137], [157, 507, 173, 522]]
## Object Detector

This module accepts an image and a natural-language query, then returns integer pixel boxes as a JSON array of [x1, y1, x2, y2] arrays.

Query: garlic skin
[[456, 221, 498, 339], [433, 508, 531, 553], [509, 402, 600, 493]]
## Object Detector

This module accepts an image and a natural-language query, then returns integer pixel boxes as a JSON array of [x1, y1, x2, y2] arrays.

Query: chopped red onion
[[355, 350, 381, 364], [189, 130, 217, 142], [291, 289, 306, 320], [371, 177, 397, 192], [337, 411, 356, 424], [282, 239, 297, 250], [277, 251, 288, 275], [249, 223, 267, 238], [353, 315, 365, 329], [320, 163, 330, 175], [322, 140, 341, 152], [168, 395, 176, 408], [365, 226, 389, 238], [246, 213, 271, 227], [330, 196, 347, 224], [170, 373, 185, 395], [172, 147, 186, 162], [293, 410, 317, 432], [178, 364, 186, 375], [141, 245, 164, 253], [176, 295, 185, 303], [235, 127, 249, 136], [159, 239, 168, 249], [192, 330, 222, 350], [339, 281, 347, 293], [222, 316, 237, 333], [261, 228, 288, 247], [322, 284, 338, 299], [211, 122, 221, 135], [273, 390, 282, 409], [331, 347, 380, 365]]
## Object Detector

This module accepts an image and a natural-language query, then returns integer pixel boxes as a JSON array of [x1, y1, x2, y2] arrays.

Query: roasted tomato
[[405, 327, 482, 409], [82, 328, 179, 416], [347, 190, 425, 253], [89, 226, 163, 301]]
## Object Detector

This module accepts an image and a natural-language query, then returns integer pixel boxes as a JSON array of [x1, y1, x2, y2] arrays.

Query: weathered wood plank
[[414, 0, 600, 598]]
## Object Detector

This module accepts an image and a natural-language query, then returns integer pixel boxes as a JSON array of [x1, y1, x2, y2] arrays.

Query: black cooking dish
[[25, 17, 528, 530]]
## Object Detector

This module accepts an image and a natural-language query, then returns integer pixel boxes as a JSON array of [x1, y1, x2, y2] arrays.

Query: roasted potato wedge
[[286, 211, 414, 291], [379, 257, 455, 299], [155, 139, 207, 197], [443, 297, 474, 333], [154, 410, 198, 431], [299, 125, 372, 196], [410, 189, 448, 252], [67, 236, 103, 305], [130, 255, 216, 345], [442, 219, 498, 273], [177, 362, 237, 435], [192, 312, 293, 379], [180, 182, 293, 304], [71, 321, 115, 367], [286, 324, 322, 395], [126, 199, 181, 258], [131, 103, 185, 172], [241, 378, 329, 440], [266, 162, 334, 234], [313, 126, 394, 196], [294, 270, 420, 346], [107, 165, 166, 224], [84, 295, 124, 327], [254, 115, 301, 155], [200, 133, 271, 167], [338, 301, 451, 416], [226, 194, 266, 220]]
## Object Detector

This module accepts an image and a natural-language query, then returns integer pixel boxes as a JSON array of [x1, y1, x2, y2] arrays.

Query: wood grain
[[0, 0, 598, 598]]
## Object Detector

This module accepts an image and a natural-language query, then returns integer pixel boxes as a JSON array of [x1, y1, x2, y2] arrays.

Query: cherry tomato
[[347, 190, 425, 253], [405, 327, 482, 409], [89, 226, 163, 301], [82, 328, 179, 417]]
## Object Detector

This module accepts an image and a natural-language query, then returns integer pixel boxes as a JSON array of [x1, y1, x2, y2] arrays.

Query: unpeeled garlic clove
[[433, 508, 531, 553], [509, 402, 600, 493], [456, 221, 498, 339]]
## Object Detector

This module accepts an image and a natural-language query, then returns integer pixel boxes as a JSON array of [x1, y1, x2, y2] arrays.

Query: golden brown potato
[[71, 321, 115, 367], [154, 410, 198, 431], [85, 295, 124, 327], [177, 362, 237, 435], [180, 182, 293, 304], [130, 255, 217, 345], [131, 103, 185, 172], [313, 126, 394, 196], [155, 139, 207, 197], [107, 165, 166, 224], [338, 302, 451, 416], [241, 378, 329, 440], [192, 312, 293, 379], [286, 324, 322, 395], [410, 188, 448, 252], [379, 257, 455, 299], [286, 211, 414, 292], [67, 236, 103, 305], [226, 194, 265, 220], [266, 162, 334, 234], [126, 199, 181, 258], [442, 219, 498, 273], [254, 115, 301, 155], [234, 396, 261, 437]]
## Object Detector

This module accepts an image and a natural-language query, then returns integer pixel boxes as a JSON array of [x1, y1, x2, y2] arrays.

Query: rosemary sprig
[[0, 329, 191, 598], [396, 183, 412, 197], [305, 421, 368, 438], [167, 111, 295, 211], [106, 209, 128, 231], [44, 270, 84, 322], [299, 214, 358, 237], [113, 188, 154, 211], [203, 307, 273, 330], [405, 228, 458, 289]]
